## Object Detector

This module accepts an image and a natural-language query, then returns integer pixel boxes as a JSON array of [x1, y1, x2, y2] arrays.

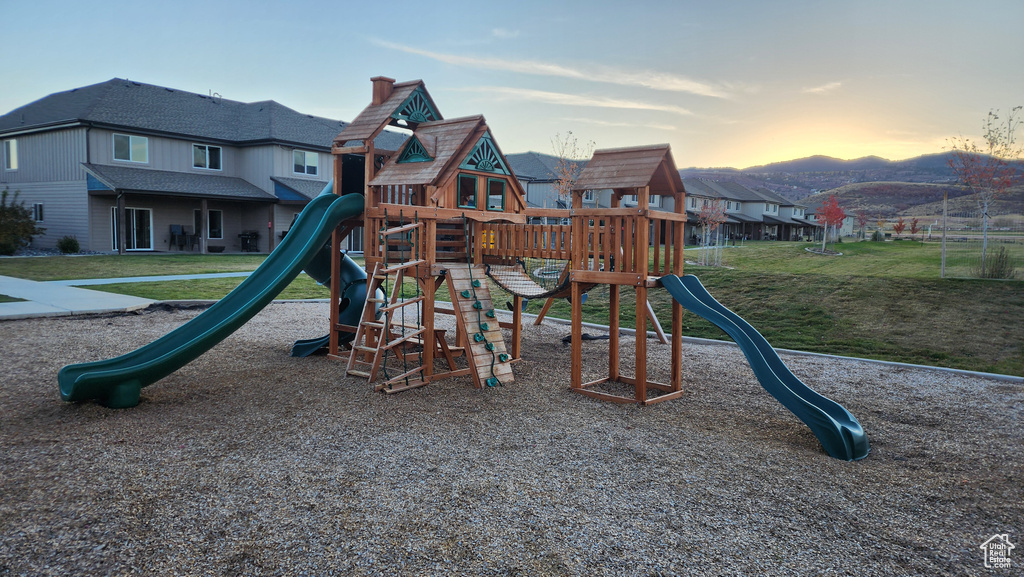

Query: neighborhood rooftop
[[0, 78, 405, 151]]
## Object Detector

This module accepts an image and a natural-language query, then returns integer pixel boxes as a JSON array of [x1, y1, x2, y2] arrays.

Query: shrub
[[57, 235, 81, 254], [0, 187, 45, 255], [976, 246, 1017, 279], [871, 229, 885, 242]]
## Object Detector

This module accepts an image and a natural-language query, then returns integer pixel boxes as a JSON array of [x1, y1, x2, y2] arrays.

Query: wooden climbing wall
[[445, 265, 515, 388]]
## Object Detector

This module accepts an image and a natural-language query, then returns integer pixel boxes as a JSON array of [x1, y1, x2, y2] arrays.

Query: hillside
[[799, 182, 1024, 219], [680, 153, 963, 201]]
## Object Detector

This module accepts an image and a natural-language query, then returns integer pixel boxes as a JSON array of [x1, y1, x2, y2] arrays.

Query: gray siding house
[[505, 151, 604, 214], [0, 78, 402, 253]]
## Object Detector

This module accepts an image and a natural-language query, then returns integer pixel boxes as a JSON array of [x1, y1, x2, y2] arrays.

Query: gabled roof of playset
[[368, 116, 486, 186], [573, 144, 684, 196], [335, 79, 442, 145]]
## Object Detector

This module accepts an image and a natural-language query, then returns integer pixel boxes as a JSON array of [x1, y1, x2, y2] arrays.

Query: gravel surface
[[1, 301, 1021, 576]]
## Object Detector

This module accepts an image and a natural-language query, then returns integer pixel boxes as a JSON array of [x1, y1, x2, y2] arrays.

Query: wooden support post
[[609, 284, 620, 382], [420, 277, 435, 380], [329, 157, 343, 356], [671, 294, 682, 392], [512, 295, 523, 359], [571, 281, 583, 390], [645, 300, 669, 345], [635, 285, 648, 403]]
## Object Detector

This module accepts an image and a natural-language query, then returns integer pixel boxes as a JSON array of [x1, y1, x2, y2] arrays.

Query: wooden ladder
[[346, 224, 430, 393]]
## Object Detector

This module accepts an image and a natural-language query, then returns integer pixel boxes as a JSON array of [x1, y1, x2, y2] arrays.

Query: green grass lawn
[[0, 294, 25, 303], [1, 244, 1021, 375], [84, 275, 331, 301], [0, 254, 268, 281]]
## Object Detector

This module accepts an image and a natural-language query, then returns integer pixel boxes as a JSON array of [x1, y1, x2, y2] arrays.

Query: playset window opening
[[458, 174, 477, 209], [486, 178, 505, 211]]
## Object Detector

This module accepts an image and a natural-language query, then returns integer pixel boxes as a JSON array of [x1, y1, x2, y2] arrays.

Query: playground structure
[[58, 76, 869, 460]]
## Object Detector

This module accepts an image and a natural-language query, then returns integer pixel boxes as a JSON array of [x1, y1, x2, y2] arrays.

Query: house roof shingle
[[269, 176, 332, 201], [84, 163, 276, 201], [0, 78, 405, 151], [505, 151, 586, 181]]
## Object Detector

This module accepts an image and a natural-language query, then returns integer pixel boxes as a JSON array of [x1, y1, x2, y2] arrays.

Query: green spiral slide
[[58, 188, 364, 409], [660, 274, 869, 461]]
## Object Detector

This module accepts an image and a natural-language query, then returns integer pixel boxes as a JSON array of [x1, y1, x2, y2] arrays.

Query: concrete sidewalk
[[46, 271, 252, 286], [0, 275, 155, 320]]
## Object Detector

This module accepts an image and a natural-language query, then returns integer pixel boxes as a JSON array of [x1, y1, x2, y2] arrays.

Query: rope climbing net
[[484, 257, 574, 300]]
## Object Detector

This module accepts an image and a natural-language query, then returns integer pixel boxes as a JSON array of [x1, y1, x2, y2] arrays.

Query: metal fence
[[941, 205, 1023, 280]]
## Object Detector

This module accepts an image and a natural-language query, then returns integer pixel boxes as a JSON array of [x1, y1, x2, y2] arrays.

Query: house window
[[735, 202, 741, 210], [293, 150, 318, 175], [486, 178, 505, 211], [726, 201, 732, 210], [32, 203, 43, 222], [773, 204, 778, 213], [649, 195, 659, 208], [3, 139, 16, 170], [208, 209, 223, 240], [583, 190, 595, 202], [110, 206, 153, 250], [690, 197, 696, 208], [765, 203, 770, 212], [113, 134, 148, 163], [458, 174, 477, 209], [193, 144, 222, 170]]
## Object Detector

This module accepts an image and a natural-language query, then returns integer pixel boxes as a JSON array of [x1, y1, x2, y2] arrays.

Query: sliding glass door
[[110, 207, 153, 251]]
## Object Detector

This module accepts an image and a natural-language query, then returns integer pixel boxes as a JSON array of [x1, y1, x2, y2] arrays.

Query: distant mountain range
[[680, 153, 963, 201], [680, 153, 1024, 218]]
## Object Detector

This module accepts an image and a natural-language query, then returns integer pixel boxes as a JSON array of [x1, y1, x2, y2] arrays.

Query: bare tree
[[696, 199, 728, 266], [947, 106, 1023, 275], [551, 131, 595, 205]]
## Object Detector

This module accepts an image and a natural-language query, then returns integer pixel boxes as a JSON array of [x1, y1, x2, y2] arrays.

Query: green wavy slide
[[660, 274, 869, 461], [58, 189, 364, 409]]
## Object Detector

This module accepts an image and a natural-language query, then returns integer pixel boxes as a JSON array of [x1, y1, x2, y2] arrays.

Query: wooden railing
[[363, 203, 685, 284]]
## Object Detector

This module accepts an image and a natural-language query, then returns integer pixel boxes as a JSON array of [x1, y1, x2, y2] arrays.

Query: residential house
[[0, 78, 403, 253], [505, 151, 602, 213], [678, 178, 819, 243]]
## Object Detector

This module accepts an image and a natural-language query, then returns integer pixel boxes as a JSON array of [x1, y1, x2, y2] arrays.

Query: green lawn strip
[[0, 294, 26, 303], [80, 275, 330, 301], [0, 254, 269, 281], [513, 269, 1024, 376]]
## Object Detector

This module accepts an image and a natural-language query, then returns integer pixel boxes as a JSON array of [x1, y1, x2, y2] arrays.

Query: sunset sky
[[3, 0, 1021, 168]]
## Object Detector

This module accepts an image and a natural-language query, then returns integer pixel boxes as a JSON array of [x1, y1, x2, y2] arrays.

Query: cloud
[[803, 81, 843, 95], [562, 117, 677, 131], [464, 86, 694, 116], [491, 28, 519, 39], [370, 39, 729, 99]]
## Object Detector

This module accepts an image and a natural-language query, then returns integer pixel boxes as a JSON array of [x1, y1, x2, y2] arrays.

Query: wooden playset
[[325, 77, 687, 404], [57, 76, 869, 459]]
